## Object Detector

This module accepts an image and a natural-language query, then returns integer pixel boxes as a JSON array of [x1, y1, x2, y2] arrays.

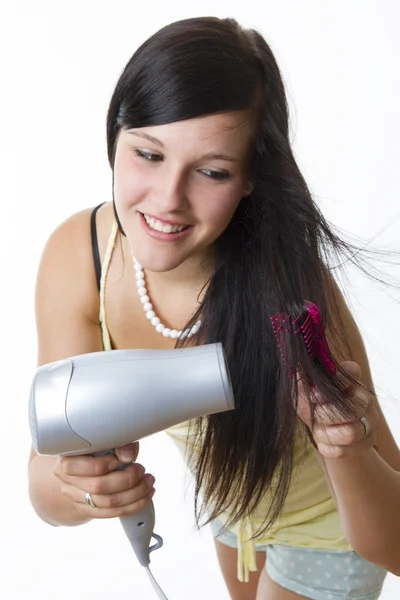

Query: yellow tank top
[[98, 220, 352, 582]]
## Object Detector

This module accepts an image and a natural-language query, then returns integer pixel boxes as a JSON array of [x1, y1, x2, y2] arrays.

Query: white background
[[1, 1, 400, 598]]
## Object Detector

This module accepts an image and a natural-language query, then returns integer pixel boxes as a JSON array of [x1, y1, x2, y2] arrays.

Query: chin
[[133, 252, 185, 273]]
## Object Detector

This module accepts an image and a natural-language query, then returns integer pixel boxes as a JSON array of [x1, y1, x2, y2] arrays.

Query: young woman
[[28, 16, 400, 600]]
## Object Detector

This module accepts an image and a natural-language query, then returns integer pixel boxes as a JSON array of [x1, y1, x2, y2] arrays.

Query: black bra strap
[[90, 203, 106, 292]]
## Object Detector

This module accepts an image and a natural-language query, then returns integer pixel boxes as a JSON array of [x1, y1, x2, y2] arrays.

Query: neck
[[132, 252, 211, 338], [144, 254, 212, 298]]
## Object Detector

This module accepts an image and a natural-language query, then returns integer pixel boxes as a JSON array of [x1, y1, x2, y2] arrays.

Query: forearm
[[313, 450, 338, 507], [324, 447, 400, 575], [28, 455, 91, 527]]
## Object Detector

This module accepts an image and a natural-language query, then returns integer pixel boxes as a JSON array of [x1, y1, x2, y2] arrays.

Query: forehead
[[122, 110, 255, 154]]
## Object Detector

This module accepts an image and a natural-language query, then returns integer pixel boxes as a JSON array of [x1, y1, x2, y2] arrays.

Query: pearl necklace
[[132, 255, 202, 339]]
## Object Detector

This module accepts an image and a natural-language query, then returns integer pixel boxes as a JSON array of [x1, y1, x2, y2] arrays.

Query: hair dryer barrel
[[29, 343, 234, 456]]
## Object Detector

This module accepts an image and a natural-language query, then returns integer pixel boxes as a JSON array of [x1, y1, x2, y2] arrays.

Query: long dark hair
[[106, 17, 394, 536]]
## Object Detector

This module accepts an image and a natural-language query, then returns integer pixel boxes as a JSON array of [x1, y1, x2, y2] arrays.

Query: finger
[[55, 454, 122, 478], [313, 419, 369, 447], [96, 474, 155, 510], [336, 360, 362, 389], [309, 361, 363, 406], [65, 462, 147, 495], [65, 485, 156, 519], [316, 434, 375, 459], [62, 472, 156, 511], [313, 391, 369, 426], [115, 442, 139, 464]]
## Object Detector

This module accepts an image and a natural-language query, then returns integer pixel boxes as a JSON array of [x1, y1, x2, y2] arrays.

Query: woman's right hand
[[53, 442, 156, 518]]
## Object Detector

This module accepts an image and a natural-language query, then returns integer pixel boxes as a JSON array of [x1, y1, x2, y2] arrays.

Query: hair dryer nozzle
[[29, 357, 91, 455]]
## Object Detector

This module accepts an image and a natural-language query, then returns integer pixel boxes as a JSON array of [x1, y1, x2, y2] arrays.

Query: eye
[[134, 149, 163, 162], [201, 169, 230, 181]]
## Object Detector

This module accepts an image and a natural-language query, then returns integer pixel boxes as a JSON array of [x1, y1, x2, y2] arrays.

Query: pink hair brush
[[270, 300, 337, 380], [270, 300, 338, 447]]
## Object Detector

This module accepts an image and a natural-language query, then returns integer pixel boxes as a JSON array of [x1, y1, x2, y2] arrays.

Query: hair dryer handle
[[93, 450, 163, 566], [119, 500, 163, 566]]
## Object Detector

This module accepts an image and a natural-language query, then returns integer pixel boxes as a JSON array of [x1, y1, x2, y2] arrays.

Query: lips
[[139, 212, 193, 241], [142, 212, 189, 233]]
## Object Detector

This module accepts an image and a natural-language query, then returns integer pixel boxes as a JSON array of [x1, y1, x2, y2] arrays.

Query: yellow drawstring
[[99, 220, 118, 351], [237, 520, 258, 582]]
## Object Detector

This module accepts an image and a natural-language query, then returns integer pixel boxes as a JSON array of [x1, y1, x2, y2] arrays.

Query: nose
[[153, 168, 189, 215]]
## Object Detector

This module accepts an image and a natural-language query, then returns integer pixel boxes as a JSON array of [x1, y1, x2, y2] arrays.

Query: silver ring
[[360, 415, 371, 439], [84, 492, 96, 508]]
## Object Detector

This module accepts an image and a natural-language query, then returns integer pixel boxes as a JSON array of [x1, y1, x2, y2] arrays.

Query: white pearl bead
[[132, 256, 202, 338]]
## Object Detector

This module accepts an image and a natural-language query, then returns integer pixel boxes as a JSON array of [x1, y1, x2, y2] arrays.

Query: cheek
[[113, 159, 145, 207], [199, 192, 241, 227]]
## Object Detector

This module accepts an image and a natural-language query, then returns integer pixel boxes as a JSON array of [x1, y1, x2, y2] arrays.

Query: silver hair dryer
[[28, 343, 234, 568]]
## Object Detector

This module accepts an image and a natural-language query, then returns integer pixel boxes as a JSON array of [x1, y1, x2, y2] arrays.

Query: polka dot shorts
[[266, 545, 387, 599], [211, 521, 387, 599]]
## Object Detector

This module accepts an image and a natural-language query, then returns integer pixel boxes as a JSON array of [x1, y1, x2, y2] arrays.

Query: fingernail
[[145, 474, 155, 487], [119, 449, 136, 463]]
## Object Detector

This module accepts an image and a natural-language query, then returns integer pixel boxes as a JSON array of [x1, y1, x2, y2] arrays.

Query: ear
[[243, 181, 253, 197]]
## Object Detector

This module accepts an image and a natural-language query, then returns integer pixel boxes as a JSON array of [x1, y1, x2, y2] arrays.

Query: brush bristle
[[270, 300, 336, 378]]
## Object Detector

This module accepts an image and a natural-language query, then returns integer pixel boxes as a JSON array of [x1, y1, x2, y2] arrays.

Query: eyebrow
[[127, 131, 238, 162]]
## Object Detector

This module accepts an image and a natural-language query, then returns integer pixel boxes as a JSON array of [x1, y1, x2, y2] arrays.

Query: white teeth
[[143, 214, 187, 233], [154, 220, 164, 232]]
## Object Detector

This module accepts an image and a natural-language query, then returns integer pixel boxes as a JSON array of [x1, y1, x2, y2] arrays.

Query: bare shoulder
[[35, 203, 115, 367]]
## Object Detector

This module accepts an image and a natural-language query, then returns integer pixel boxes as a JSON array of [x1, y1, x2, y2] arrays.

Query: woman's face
[[113, 110, 254, 273]]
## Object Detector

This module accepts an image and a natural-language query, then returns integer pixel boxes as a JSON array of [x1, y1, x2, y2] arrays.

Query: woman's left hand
[[296, 360, 379, 459]]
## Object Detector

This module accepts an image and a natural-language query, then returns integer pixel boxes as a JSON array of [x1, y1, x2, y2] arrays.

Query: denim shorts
[[211, 520, 387, 599]]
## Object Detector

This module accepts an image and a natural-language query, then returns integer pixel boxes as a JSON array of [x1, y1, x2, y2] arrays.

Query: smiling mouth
[[141, 212, 190, 233]]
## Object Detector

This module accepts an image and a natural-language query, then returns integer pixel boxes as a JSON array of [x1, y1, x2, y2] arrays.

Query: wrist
[[28, 455, 92, 527]]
